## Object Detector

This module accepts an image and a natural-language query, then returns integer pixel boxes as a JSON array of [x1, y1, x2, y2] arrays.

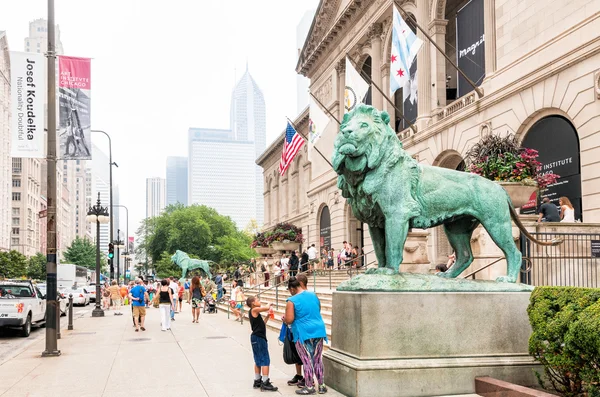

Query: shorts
[[327, 260, 334, 268], [132, 305, 146, 317], [191, 298, 202, 308], [235, 303, 242, 309], [251, 334, 270, 367], [178, 297, 183, 302]]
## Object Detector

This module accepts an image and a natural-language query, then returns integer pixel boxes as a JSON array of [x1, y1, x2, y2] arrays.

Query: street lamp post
[[91, 130, 117, 280], [86, 193, 109, 317], [115, 205, 129, 280], [114, 230, 124, 284]]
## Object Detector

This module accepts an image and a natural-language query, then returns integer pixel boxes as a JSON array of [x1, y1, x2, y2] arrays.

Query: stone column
[[381, 62, 391, 116], [416, 0, 432, 128], [429, 19, 448, 110], [335, 58, 346, 120], [484, 0, 497, 78], [367, 23, 384, 110]]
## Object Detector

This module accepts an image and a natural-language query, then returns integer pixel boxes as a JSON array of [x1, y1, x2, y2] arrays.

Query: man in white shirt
[[307, 244, 318, 270], [280, 255, 289, 280], [169, 276, 178, 321]]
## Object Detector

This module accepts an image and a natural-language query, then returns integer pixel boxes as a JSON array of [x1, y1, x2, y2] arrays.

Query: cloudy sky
[[1, 0, 318, 237]]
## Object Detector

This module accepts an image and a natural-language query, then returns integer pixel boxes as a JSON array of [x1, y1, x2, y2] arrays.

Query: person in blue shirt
[[183, 278, 190, 303], [129, 279, 147, 332], [283, 274, 328, 395], [215, 273, 224, 302]]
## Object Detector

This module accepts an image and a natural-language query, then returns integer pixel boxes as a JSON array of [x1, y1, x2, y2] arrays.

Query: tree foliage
[[139, 204, 257, 276], [27, 253, 47, 280], [0, 250, 28, 279], [63, 237, 105, 270]]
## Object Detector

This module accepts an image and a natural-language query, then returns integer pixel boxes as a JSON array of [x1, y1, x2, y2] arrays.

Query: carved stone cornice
[[335, 58, 346, 75], [297, 0, 389, 78], [428, 18, 448, 35], [430, 0, 446, 21], [313, 75, 333, 105], [367, 22, 383, 41], [381, 62, 390, 77]]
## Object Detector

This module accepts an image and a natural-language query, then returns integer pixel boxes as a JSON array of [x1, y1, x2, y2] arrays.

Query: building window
[[12, 179, 21, 187], [12, 192, 21, 201], [12, 158, 22, 173], [12, 228, 19, 235], [12, 218, 19, 226], [11, 238, 19, 246], [12, 208, 19, 216]]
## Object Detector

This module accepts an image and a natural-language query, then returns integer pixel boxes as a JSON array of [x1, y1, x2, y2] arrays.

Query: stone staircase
[[216, 270, 363, 343]]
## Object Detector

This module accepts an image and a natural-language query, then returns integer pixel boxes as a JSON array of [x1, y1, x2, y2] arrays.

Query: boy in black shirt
[[246, 296, 277, 392]]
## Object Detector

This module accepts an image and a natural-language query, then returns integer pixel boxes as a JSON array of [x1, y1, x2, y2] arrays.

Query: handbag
[[283, 327, 302, 365]]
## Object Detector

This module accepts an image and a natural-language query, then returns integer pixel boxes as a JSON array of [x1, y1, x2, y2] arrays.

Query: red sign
[[59, 56, 91, 89]]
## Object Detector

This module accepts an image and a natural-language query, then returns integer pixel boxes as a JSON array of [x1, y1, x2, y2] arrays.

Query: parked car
[[68, 288, 90, 306], [0, 280, 46, 337], [36, 284, 68, 316], [86, 284, 97, 302]]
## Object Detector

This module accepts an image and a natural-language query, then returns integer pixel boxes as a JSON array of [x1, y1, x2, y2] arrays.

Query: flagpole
[[286, 117, 335, 170], [309, 92, 341, 125], [393, 1, 484, 98], [346, 54, 418, 135]]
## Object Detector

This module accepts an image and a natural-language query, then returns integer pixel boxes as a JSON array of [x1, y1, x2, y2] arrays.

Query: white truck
[[0, 280, 46, 337], [57, 263, 89, 289]]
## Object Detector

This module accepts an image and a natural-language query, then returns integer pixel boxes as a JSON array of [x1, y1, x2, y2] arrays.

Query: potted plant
[[251, 232, 276, 255], [465, 133, 560, 208], [267, 223, 304, 251]]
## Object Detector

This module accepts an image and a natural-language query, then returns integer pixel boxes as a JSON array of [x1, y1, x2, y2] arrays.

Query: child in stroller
[[203, 295, 217, 313]]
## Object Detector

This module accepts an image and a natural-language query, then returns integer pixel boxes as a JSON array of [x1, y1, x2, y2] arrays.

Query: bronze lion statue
[[332, 104, 557, 283]]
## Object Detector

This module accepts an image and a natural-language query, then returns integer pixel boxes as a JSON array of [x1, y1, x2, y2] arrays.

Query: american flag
[[279, 122, 305, 175]]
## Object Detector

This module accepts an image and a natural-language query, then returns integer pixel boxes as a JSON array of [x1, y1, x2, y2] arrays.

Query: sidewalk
[[0, 304, 346, 397]]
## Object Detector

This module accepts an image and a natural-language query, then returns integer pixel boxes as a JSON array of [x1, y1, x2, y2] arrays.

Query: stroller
[[203, 295, 217, 314]]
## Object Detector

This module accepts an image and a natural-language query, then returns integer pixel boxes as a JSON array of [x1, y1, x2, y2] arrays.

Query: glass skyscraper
[[166, 156, 188, 206]]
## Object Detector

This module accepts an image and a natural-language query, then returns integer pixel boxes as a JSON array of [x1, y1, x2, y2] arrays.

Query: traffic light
[[108, 243, 114, 259]]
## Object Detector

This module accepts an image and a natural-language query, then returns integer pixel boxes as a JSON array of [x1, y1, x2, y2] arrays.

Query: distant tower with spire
[[230, 63, 266, 225]]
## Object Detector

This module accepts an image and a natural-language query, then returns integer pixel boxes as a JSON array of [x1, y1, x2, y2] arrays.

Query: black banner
[[521, 116, 582, 221], [456, 0, 486, 97], [592, 240, 600, 258], [402, 60, 418, 129], [320, 206, 331, 250]]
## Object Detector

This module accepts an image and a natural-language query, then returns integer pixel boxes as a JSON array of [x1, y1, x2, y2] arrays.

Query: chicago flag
[[390, 6, 423, 95]]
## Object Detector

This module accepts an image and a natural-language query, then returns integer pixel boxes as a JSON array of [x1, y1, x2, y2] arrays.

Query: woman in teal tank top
[[284, 274, 328, 395]]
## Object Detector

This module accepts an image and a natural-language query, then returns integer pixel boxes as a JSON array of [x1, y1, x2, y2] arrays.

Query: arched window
[[319, 206, 331, 250]]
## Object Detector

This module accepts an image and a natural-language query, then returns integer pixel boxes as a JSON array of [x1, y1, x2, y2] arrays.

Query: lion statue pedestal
[[323, 277, 542, 397]]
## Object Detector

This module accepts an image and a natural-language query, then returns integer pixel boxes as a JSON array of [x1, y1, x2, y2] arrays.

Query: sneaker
[[253, 379, 261, 389], [287, 375, 303, 386], [318, 385, 328, 394], [260, 379, 278, 392], [297, 379, 306, 388], [295, 387, 316, 395]]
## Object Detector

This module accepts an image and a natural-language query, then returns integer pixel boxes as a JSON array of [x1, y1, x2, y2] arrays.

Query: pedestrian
[[327, 248, 334, 271], [307, 244, 318, 271], [158, 279, 174, 331], [119, 282, 128, 304], [262, 260, 270, 287], [537, 197, 560, 223], [289, 251, 299, 278], [169, 276, 178, 320], [188, 276, 205, 323], [281, 254, 289, 281], [246, 295, 278, 392], [285, 275, 308, 389], [300, 251, 309, 273], [284, 274, 328, 395], [559, 196, 575, 222], [129, 279, 147, 332], [183, 278, 190, 302], [177, 281, 184, 312], [234, 265, 243, 281], [109, 280, 123, 315], [102, 282, 111, 310], [249, 259, 257, 287], [274, 261, 282, 286], [215, 272, 224, 302], [231, 281, 245, 321]]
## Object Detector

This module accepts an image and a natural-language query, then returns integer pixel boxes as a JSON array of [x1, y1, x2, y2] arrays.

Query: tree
[[63, 237, 102, 270], [154, 251, 179, 279], [243, 219, 260, 238], [0, 250, 28, 279], [27, 253, 46, 280]]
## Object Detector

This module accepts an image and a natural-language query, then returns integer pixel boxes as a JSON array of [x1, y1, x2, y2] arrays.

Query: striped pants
[[295, 338, 325, 388]]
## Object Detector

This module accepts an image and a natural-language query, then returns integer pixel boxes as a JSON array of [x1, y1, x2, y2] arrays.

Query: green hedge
[[528, 287, 600, 396]]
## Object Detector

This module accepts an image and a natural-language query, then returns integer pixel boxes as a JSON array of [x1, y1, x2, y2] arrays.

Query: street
[[0, 304, 92, 364]]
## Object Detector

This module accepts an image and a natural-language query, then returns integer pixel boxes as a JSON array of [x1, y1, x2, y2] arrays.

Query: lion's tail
[[508, 202, 563, 246]]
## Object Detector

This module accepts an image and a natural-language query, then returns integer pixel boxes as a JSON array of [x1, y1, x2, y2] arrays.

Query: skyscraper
[[0, 32, 11, 252], [230, 66, 266, 225], [146, 177, 166, 219], [188, 128, 255, 228], [166, 156, 188, 206], [24, 18, 64, 55]]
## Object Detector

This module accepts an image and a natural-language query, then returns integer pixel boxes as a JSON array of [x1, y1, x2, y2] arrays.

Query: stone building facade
[[259, 0, 600, 267]]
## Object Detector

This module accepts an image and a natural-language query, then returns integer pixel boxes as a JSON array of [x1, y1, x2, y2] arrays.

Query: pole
[[68, 294, 73, 330], [56, 296, 60, 339], [91, 130, 114, 279], [42, 0, 60, 357], [286, 117, 335, 170], [347, 54, 418, 134], [393, 1, 484, 98], [308, 92, 341, 125], [91, 219, 104, 317], [116, 205, 129, 279], [116, 234, 120, 285]]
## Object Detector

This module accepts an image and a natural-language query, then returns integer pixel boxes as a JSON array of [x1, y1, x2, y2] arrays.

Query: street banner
[[307, 95, 331, 162], [10, 51, 46, 158], [58, 56, 92, 160], [401, 58, 418, 130], [390, 6, 422, 95], [128, 237, 134, 254], [344, 56, 369, 113], [456, 0, 485, 97]]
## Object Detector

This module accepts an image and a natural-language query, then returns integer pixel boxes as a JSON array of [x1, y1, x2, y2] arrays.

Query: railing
[[464, 232, 600, 288], [431, 91, 478, 123]]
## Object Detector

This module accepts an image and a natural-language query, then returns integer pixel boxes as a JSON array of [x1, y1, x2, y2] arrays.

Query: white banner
[[10, 51, 46, 158]]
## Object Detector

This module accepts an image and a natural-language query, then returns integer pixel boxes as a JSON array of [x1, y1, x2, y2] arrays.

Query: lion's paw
[[495, 275, 517, 283]]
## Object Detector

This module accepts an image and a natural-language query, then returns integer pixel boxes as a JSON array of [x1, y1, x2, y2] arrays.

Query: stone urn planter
[[271, 241, 300, 252], [254, 246, 276, 255], [497, 182, 537, 208]]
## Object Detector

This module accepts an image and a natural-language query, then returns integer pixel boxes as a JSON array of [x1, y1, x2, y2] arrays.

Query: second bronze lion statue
[[332, 104, 556, 283]]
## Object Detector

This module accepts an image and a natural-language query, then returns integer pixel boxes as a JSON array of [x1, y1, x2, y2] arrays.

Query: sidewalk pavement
[[0, 303, 346, 397]]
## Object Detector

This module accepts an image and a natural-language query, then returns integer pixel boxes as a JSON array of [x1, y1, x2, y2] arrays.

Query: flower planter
[[271, 242, 300, 252], [254, 247, 276, 255], [497, 182, 538, 208]]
